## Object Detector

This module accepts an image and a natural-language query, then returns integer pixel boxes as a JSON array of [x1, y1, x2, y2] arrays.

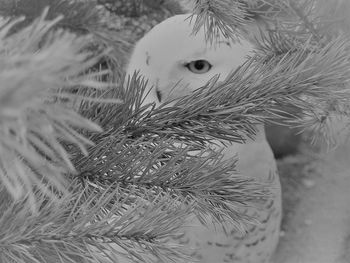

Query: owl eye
[[185, 60, 212, 74]]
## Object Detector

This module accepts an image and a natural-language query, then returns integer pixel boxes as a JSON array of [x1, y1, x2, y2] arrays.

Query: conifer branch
[[74, 134, 268, 228], [183, 1, 350, 145], [188, 0, 250, 43], [0, 185, 194, 263], [0, 0, 100, 34], [97, 39, 350, 149], [1, 1, 350, 263], [0, 0, 133, 80], [0, 9, 117, 210]]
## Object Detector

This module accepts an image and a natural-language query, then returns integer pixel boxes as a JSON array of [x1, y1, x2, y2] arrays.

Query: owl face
[[126, 14, 254, 106]]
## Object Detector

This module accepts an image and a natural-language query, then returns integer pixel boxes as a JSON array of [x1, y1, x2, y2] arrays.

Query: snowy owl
[[126, 14, 281, 263]]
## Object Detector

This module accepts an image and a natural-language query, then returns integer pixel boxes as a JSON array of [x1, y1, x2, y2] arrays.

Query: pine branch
[[74, 135, 268, 228], [77, 74, 260, 146], [96, 38, 350, 149], [1, 1, 349, 263], [68, 74, 271, 234], [69, 3, 350, 260], [0, 0, 100, 34], [185, 0, 350, 49], [0, 185, 194, 263], [71, 32, 350, 231], [182, 0, 301, 42], [186, 0, 251, 43], [182, 0, 350, 146], [229, 38, 350, 144], [0, 0, 134, 80], [0, 9, 118, 211]]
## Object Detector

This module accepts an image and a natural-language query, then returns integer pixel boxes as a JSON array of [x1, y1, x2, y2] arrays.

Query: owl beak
[[143, 78, 162, 106], [153, 78, 162, 103], [155, 88, 162, 103]]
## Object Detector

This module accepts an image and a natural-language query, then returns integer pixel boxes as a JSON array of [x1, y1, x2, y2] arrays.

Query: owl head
[[126, 14, 254, 106]]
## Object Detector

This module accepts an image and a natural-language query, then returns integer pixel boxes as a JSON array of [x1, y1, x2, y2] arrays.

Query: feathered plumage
[[126, 14, 281, 263]]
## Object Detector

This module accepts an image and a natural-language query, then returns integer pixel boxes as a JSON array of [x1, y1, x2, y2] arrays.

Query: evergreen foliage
[[0, 0, 349, 262]]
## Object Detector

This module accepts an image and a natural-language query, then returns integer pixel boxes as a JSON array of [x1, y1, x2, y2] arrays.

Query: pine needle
[[0, 9, 117, 211], [1, 1, 350, 263], [188, 0, 250, 43], [0, 185, 193, 263]]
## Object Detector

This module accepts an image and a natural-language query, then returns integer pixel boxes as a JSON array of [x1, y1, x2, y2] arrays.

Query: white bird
[[126, 14, 281, 263]]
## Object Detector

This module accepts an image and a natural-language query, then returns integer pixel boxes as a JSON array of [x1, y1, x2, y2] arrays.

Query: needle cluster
[[0, 0, 350, 262]]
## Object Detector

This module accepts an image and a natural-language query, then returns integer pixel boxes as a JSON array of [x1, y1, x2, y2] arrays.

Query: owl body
[[126, 14, 281, 263], [182, 139, 281, 263]]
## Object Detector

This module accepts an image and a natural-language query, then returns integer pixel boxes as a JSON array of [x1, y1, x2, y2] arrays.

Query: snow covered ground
[[273, 133, 350, 263]]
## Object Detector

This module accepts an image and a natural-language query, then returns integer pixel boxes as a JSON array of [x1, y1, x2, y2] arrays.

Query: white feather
[[126, 14, 282, 263]]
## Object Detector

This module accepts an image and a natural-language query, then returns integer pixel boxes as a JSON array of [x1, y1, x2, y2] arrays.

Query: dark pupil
[[194, 60, 205, 70]]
